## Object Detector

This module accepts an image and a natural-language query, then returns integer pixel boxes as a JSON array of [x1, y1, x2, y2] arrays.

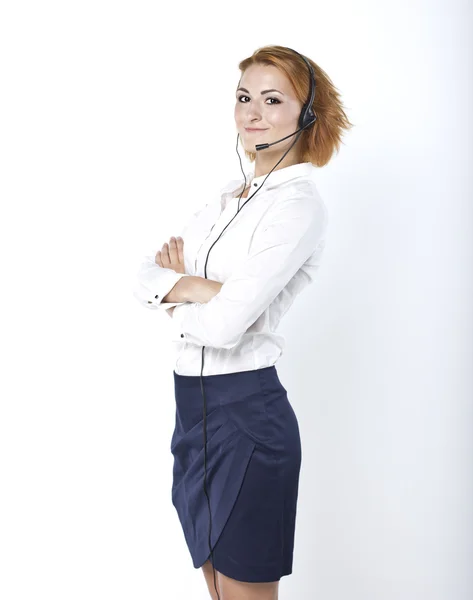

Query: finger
[[176, 236, 184, 264], [155, 250, 163, 267], [168, 236, 179, 265], [161, 242, 170, 267]]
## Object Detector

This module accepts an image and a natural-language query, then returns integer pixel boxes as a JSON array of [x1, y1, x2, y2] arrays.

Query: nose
[[246, 103, 263, 122]]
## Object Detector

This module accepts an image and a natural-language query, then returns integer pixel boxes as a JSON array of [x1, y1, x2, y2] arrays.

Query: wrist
[[180, 275, 195, 303], [184, 276, 223, 304], [162, 274, 192, 303]]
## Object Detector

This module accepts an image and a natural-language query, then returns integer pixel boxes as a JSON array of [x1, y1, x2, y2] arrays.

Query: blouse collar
[[220, 161, 315, 197]]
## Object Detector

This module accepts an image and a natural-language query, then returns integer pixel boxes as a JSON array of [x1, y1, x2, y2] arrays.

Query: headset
[[199, 47, 317, 598]]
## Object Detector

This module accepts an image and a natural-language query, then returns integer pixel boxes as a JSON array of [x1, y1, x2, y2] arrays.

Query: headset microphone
[[197, 48, 317, 600]]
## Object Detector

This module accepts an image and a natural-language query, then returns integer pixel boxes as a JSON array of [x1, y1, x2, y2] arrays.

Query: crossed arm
[[153, 235, 223, 314], [163, 276, 223, 315]]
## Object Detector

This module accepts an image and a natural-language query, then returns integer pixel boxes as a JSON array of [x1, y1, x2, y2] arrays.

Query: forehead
[[238, 64, 292, 94]]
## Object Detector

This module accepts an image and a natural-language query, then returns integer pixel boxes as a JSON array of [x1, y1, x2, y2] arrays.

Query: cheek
[[270, 106, 296, 126], [234, 103, 244, 122]]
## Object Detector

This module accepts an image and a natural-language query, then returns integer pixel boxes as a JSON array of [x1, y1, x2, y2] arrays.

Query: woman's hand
[[155, 236, 186, 274]]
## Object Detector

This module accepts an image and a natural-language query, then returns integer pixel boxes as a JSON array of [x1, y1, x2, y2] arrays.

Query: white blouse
[[133, 161, 328, 376]]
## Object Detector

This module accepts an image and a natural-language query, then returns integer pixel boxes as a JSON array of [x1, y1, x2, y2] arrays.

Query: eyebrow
[[236, 87, 285, 96]]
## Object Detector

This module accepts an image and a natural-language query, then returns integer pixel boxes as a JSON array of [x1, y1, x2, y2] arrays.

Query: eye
[[237, 95, 281, 105]]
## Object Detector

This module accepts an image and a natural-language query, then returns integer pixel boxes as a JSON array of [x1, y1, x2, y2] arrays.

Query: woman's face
[[234, 64, 303, 155]]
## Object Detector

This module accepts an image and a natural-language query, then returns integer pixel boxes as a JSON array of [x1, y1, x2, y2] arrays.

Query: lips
[[245, 127, 268, 132]]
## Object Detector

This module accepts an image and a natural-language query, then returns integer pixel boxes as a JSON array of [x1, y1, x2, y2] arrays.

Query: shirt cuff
[[171, 302, 192, 341], [134, 257, 190, 309], [148, 271, 189, 307]]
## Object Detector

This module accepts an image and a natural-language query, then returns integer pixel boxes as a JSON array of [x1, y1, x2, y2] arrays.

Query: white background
[[1, 1, 472, 599]]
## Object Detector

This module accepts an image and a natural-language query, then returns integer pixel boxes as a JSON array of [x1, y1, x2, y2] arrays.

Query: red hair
[[238, 45, 354, 167]]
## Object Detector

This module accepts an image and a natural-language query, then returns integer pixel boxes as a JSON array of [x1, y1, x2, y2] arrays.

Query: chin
[[243, 143, 259, 154]]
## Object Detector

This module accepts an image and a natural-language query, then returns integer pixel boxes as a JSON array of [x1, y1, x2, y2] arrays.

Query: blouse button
[[180, 334, 184, 338], [253, 183, 257, 186]]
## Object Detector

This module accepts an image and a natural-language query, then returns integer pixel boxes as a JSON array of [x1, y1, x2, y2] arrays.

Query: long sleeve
[[133, 200, 210, 311], [133, 255, 190, 310], [171, 192, 328, 349], [133, 197, 213, 310]]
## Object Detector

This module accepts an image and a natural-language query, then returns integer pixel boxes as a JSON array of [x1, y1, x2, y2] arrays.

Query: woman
[[134, 45, 353, 600]]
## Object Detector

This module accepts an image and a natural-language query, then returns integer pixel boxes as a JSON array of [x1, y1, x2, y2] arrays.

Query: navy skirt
[[170, 365, 302, 583]]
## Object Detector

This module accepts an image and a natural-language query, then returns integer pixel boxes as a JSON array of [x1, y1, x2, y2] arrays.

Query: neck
[[253, 146, 302, 178]]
